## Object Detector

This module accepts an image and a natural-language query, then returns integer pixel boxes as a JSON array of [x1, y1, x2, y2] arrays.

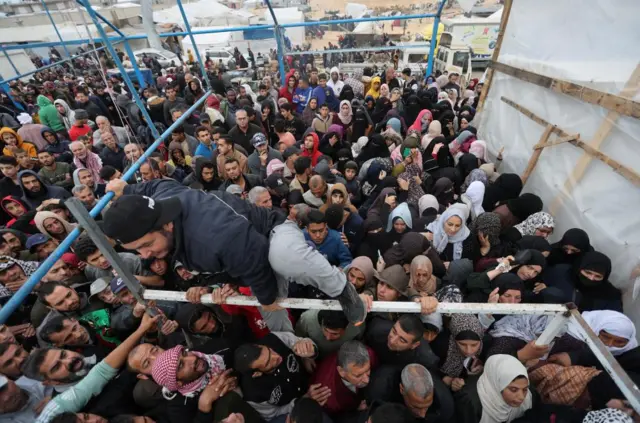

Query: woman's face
[[580, 269, 604, 282], [5, 202, 24, 217], [288, 77, 295, 88], [598, 330, 629, 349], [341, 104, 350, 114], [534, 227, 553, 239], [422, 113, 431, 123], [190, 81, 198, 90], [393, 218, 406, 233], [2, 133, 17, 146], [304, 136, 314, 150], [516, 265, 542, 281], [331, 192, 344, 205], [373, 81, 380, 89], [502, 377, 529, 408], [444, 216, 462, 236], [456, 340, 481, 357], [499, 289, 522, 304], [414, 268, 432, 287], [563, 244, 581, 255], [309, 98, 317, 109], [348, 268, 366, 289], [294, 70, 300, 80], [460, 118, 469, 130], [448, 90, 456, 101]]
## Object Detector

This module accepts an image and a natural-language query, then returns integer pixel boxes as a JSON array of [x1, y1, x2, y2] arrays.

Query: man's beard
[[63, 355, 95, 383], [230, 174, 241, 183]]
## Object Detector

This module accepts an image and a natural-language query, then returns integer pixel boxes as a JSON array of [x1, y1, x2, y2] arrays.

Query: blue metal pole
[[40, 0, 73, 60], [175, 0, 212, 89], [0, 89, 213, 324], [264, 0, 286, 86], [123, 41, 147, 89], [426, 0, 447, 78], [1, 46, 20, 77], [281, 13, 438, 28], [79, 0, 159, 139], [0, 74, 24, 112], [286, 43, 431, 56], [0, 44, 115, 86]]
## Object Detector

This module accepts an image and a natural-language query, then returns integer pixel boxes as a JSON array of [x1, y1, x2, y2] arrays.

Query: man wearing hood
[[37, 95, 66, 137], [115, 94, 144, 132], [0, 229, 31, 259], [247, 133, 283, 180], [53, 99, 76, 132], [327, 67, 344, 97], [18, 170, 70, 209], [40, 129, 72, 163], [174, 302, 252, 350], [325, 202, 364, 254], [184, 157, 222, 192]]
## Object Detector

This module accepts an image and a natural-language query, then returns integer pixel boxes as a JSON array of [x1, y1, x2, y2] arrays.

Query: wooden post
[[490, 61, 640, 120], [533, 133, 580, 150], [549, 63, 640, 214], [502, 97, 640, 189], [521, 124, 554, 186], [476, 0, 512, 113]]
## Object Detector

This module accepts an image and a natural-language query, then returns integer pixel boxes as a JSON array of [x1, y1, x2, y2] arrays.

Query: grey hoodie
[[115, 94, 144, 131], [18, 170, 71, 209], [247, 146, 283, 180]]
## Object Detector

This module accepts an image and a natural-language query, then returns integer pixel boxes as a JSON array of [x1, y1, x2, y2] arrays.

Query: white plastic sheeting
[[153, 0, 254, 26], [476, 0, 640, 333]]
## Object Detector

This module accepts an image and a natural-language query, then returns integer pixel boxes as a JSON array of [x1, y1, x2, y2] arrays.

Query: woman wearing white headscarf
[[566, 310, 638, 356], [477, 354, 533, 423], [426, 205, 471, 262], [461, 181, 485, 221]]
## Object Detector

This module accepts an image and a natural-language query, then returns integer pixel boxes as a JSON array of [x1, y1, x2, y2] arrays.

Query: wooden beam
[[476, 0, 512, 113], [549, 63, 640, 214], [533, 133, 580, 150], [491, 62, 640, 120], [501, 96, 640, 188], [521, 124, 554, 186]]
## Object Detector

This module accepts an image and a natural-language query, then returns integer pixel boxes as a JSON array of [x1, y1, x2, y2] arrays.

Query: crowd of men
[[0, 43, 638, 423]]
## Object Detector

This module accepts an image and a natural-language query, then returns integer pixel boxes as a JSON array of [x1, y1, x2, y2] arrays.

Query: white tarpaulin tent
[[263, 7, 304, 47], [477, 0, 640, 335], [153, 0, 254, 26]]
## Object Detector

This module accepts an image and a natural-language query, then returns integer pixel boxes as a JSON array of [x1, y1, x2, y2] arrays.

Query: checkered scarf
[[151, 345, 225, 399], [0, 255, 39, 298]]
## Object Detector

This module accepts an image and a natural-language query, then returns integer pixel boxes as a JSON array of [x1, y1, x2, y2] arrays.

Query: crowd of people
[[0, 43, 638, 423]]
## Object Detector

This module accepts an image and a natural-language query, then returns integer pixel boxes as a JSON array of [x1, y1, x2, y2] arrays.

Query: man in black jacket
[[228, 109, 263, 155], [99, 132, 125, 171], [219, 156, 263, 196]]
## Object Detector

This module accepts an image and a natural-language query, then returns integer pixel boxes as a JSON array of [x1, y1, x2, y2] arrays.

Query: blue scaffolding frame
[[1, 0, 640, 412]]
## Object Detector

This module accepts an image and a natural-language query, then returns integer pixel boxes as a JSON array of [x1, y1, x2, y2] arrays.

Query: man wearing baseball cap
[[104, 178, 367, 330], [247, 133, 283, 180]]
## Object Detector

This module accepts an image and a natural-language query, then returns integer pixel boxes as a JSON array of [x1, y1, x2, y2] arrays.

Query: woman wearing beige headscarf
[[408, 255, 438, 296], [421, 120, 442, 150]]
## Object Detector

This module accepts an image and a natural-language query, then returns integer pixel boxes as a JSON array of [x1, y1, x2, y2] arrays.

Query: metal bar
[[0, 90, 212, 324], [264, 0, 286, 85], [0, 44, 114, 86], [535, 313, 569, 346], [175, 0, 211, 89], [569, 310, 640, 412], [1, 46, 21, 76], [79, 0, 158, 138], [286, 43, 431, 56], [66, 198, 149, 304], [40, 0, 73, 60], [281, 13, 438, 29], [1, 36, 122, 51], [426, 0, 446, 77], [142, 290, 569, 314]]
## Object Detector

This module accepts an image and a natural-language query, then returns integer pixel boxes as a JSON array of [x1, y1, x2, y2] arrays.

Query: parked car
[[133, 48, 179, 68]]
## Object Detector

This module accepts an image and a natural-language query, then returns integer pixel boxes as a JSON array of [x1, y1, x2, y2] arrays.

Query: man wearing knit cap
[[247, 133, 283, 180]]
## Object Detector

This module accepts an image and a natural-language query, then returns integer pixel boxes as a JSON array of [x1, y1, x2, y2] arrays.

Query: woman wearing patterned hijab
[[440, 314, 485, 384]]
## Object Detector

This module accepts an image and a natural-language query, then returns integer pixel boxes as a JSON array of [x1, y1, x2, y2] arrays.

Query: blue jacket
[[304, 228, 352, 268], [311, 85, 339, 112], [339, 212, 364, 254], [194, 142, 216, 159], [292, 87, 312, 114], [122, 179, 285, 304]]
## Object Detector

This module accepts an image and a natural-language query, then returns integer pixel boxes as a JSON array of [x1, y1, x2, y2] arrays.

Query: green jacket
[[37, 95, 65, 131]]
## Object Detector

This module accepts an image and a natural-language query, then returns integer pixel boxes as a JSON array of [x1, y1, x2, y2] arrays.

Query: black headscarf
[[357, 134, 390, 165], [372, 97, 392, 124], [432, 177, 455, 207], [456, 153, 479, 180], [575, 251, 612, 289], [506, 193, 543, 221], [482, 173, 523, 211], [493, 273, 525, 296], [517, 235, 552, 255], [404, 95, 422, 129], [548, 228, 592, 266]]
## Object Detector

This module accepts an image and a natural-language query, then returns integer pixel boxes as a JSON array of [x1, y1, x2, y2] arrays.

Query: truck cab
[[434, 33, 472, 86]]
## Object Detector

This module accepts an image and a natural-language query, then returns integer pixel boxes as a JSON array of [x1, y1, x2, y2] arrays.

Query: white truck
[[441, 15, 500, 68]]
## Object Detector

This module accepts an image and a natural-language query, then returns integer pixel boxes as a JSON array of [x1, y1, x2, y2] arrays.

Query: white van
[[133, 48, 178, 68], [433, 33, 472, 86]]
